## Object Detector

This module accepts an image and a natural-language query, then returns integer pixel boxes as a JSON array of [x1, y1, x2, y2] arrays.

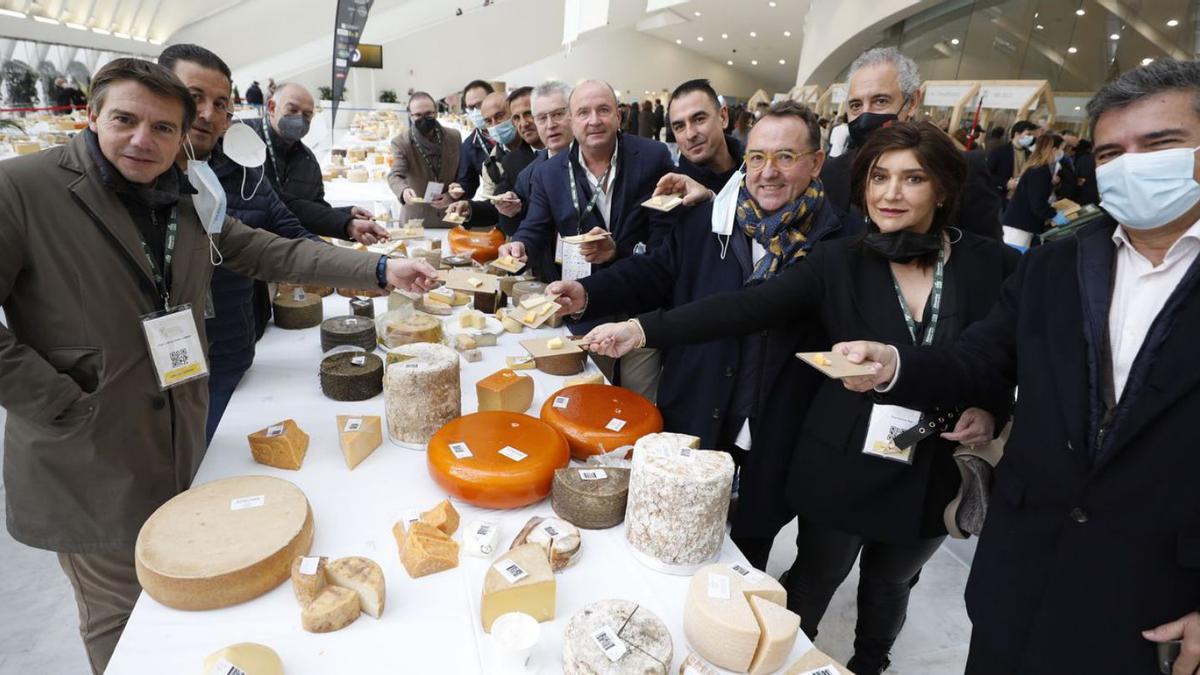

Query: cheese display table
[[105, 241, 827, 674]]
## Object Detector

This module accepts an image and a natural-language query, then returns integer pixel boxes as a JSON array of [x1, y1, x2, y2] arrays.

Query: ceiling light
[[951, 38, 960, 45], [783, 30, 792, 37], [1075, 8, 1085, 15], [779, 59, 786, 65], [1167, 19, 1179, 27], [769, 1, 777, 6], [33, 15, 60, 24], [1110, 33, 1119, 39], [675, 38, 682, 44], [1036, 24, 1044, 30], [65, 21, 88, 30], [92, 27, 111, 34], [693, 11, 701, 16], [0, 8, 27, 18], [1067, 46, 1078, 53], [1074, 106, 1081, 110], [1142, 57, 1155, 65], [696, 36, 704, 41], [749, 31, 757, 37], [721, 33, 728, 39], [751, 59, 758, 65], [727, 60, 734, 65], [113, 32, 131, 39]]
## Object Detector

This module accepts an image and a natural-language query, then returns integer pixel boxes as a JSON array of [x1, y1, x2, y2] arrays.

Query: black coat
[[884, 218, 1200, 673], [1056, 155, 1080, 202], [455, 129, 493, 200], [499, 150, 548, 240], [1075, 151, 1100, 206], [465, 143, 537, 230], [245, 83, 264, 106], [250, 120, 353, 239], [579, 198, 850, 538], [639, 232, 1019, 541], [985, 140, 1022, 196], [1002, 164, 1055, 234], [676, 135, 744, 192]]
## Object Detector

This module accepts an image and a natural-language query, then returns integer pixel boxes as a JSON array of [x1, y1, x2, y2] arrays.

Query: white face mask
[[711, 167, 746, 261], [1098, 146, 1200, 231], [223, 121, 267, 201], [183, 137, 227, 265]]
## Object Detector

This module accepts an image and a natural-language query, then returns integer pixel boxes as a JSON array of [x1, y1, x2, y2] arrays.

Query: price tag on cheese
[[343, 418, 363, 433], [553, 396, 570, 409], [498, 446, 528, 462], [707, 572, 731, 599], [208, 658, 248, 675], [729, 563, 765, 583], [538, 521, 562, 540], [590, 626, 628, 662], [794, 668, 839, 675], [351, 355, 366, 366], [578, 468, 608, 481], [292, 288, 306, 302], [475, 522, 493, 537], [605, 418, 627, 432], [266, 424, 285, 437], [230, 495, 266, 511], [493, 558, 529, 584], [449, 442, 474, 459], [299, 556, 321, 576]]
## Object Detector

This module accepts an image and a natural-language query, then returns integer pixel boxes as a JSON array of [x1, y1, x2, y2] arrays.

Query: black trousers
[[783, 517, 944, 674]]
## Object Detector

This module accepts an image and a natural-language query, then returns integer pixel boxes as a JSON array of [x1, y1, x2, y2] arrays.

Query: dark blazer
[[465, 143, 537, 229], [579, 199, 850, 539], [1075, 151, 1100, 206], [245, 83, 263, 106], [677, 135, 745, 192], [499, 150, 549, 239], [1055, 155, 1080, 202], [638, 232, 1019, 541], [883, 218, 1200, 673], [986, 140, 1022, 196], [455, 129, 493, 199], [249, 119, 353, 239], [1002, 164, 1056, 234], [513, 133, 674, 285]]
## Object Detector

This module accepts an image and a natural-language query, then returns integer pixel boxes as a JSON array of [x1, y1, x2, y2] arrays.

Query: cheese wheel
[[135, 476, 314, 610], [551, 466, 631, 529], [202, 643, 284, 675], [272, 290, 323, 329], [510, 281, 547, 307], [320, 315, 378, 352], [562, 599, 673, 674], [683, 563, 792, 673], [626, 447, 734, 572], [319, 352, 384, 401], [539, 385, 664, 460], [447, 225, 505, 263], [349, 297, 375, 319], [378, 312, 443, 348], [427, 411, 571, 509], [509, 516, 581, 571], [384, 343, 461, 445]]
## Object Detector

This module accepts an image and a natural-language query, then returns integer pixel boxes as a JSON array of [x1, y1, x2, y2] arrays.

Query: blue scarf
[[738, 177, 826, 281]]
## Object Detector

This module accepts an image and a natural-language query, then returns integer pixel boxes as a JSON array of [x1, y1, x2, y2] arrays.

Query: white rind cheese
[[384, 343, 461, 445], [683, 563, 790, 673], [562, 599, 673, 674]]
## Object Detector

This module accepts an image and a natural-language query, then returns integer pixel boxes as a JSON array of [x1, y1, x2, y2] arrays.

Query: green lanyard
[[567, 146, 612, 234], [260, 121, 285, 185], [889, 247, 945, 346], [139, 207, 179, 309]]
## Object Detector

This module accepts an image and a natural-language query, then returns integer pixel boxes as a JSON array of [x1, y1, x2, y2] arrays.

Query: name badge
[[561, 242, 592, 282], [862, 404, 921, 465], [140, 304, 209, 390]]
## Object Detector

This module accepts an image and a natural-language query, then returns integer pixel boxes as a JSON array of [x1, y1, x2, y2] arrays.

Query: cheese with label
[[476, 369, 534, 413], [747, 594, 801, 674], [272, 290, 323, 329], [419, 498, 460, 536], [302, 585, 360, 633], [509, 516, 581, 571], [383, 343, 461, 445], [426, 412, 571, 509], [680, 653, 721, 675], [783, 649, 854, 675], [202, 643, 284, 675], [463, 520, 500, 558], [320, 352, 384, 402], [564, 372, 605, 387], [562, 599, 673, 675], [633, 432, 701, 454], [290, 555, 327, 605], [135, 476, 314, 610], [395, 520, 459, 578], [379, 312, 443, 348], [337, 415, 382, 470], [481, 543, 556, 632], [247, 419, 309, 470], [626, 448, 734, 571], [320, 315, 377, 352], [325, 556, 386, 619], [539, 385, 664, 460], [551, 467, 631, 529], [682, 563, 788, 672]]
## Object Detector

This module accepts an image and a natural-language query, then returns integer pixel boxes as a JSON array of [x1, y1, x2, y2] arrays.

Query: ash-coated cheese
[[302, 585, 360, 633], [325, 556, 386, 619], [481, 543, 556, 632], [682, 563, 791, 673], [625, 447, 734, 571], [551, 466, 631, 529], [320, 315, 378, 352], [562, 599, 673, 675], [383, 343, 461, 445], [337, 415, 382, 470], [320, 351, 384, 401], [247, 419, 309, 470]]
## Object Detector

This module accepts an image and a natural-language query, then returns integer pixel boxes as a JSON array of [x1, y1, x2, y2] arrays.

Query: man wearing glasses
[[497, 80, 576, 241], [389, 91, 463, 225], [547, 101, 853, 568]]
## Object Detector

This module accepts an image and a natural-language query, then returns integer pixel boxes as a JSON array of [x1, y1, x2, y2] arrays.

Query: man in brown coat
[[388, 90, 461, 225], [0, 58, 437, 674]]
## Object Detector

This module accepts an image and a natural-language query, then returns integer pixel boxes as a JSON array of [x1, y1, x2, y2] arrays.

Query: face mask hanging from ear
[[711, 165, 746, 260], [223, 120, 268, 201], [183, 136, 227, 266]]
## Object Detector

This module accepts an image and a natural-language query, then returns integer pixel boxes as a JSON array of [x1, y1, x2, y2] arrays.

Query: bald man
[[255, 82, 386, 243], [448, 87, 540, 227], [498, 79, 674, 400]]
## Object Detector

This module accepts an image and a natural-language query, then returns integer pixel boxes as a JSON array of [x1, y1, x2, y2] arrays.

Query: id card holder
[[140, 304, 209, 390], [862, 404, 921, 465], [555, 234, 565, 265], [561, 242, 592, 281]]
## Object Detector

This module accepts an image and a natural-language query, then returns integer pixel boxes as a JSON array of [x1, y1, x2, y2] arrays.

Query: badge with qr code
[[862, 404, 922, 465], [140, 304, 209, 390]]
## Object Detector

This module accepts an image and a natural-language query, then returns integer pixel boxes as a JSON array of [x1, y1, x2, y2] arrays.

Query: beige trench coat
[[386, 126, 461, 226]]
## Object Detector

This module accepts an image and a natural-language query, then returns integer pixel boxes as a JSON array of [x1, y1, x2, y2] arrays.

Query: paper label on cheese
[[449, 442, 474, 459], [209, 658, 248, 675], [230, 495, 266, 511], [553, 396, 570, 409], [728, 563, 765, 583], [351, 355, 366, 366], [605, 418, 627, 432], [493, 558, 529, 584], [578, 468, 608, 481], [707, 572, 731, 599], [794, 668, 839, 675], [403, 509, 421, 525], [475, 522, 494, 537], [591, 626, 628, 662], [498, 446, 527, 462], [266, 424, 285, 437], [678, 447, 696, 460], [292, 288, 306, 302], [299, 556, 320, 575], [538, 522, 562, 540], [344, 418, 364, 432]]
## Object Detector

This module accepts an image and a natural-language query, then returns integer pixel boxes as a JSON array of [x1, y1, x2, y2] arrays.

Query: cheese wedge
[[325, 556, 386, 619], [481, 543, 556, 632], [290, 555, 327, 605], [247, 419, 309, 470], [748, 594, 801, 674], [301, 585, 360, 633], [476, 369, 535, 413], [419, 499, 460, 536], [395, 520, 459, 578], [336, 415, 382, 470]]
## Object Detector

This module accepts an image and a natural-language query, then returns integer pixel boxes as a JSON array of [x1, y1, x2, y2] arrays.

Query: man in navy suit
[[499, 79, 674, 399], [838, 59, 1200, 675], [498, 81, 574, 245]]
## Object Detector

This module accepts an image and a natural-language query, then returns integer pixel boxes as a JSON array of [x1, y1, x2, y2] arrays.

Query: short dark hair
[[1087, 58, 1200, 129], [669, 78, 721, 112], [409, 91, 436, 109], [756, 100, 822, 152], [1010, 120, 1038, 137], [507, 86, 533, 105], [1076, 138, 1093, 155], [157, 44, 232, 84], [850, 121, 966, 268], [90, 58, 196, 132], [462, 79, 494, 105]]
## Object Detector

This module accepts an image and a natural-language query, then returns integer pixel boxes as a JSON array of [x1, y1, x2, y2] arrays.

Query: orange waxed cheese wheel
[[447, 226, 506, 263], [539, 384, 664, 460], [427, 412, 571, 509]]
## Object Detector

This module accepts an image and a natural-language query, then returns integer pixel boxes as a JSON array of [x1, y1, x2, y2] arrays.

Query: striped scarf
[[739, 177, 825, 282]]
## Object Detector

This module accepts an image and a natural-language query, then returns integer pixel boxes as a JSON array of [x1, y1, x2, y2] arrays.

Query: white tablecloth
[[323, 178, 401, 219]]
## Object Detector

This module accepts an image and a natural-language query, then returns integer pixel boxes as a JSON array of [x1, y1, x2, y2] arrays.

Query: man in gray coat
[[0, 58, 437, 673], [388, 90, 461, 225]]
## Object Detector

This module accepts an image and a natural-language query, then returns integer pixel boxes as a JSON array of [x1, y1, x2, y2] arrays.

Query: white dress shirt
[[582, 142, 619, 227], [1108, 219, 1200, 399]]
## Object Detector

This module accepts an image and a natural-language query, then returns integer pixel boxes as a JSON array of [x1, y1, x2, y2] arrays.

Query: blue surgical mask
[[466, 107, 485, 130], [1097, 146, 1200, 230], [183, 138, 227, 265], [1017, 135, 1035, 149], [489, 119, 517, 145]]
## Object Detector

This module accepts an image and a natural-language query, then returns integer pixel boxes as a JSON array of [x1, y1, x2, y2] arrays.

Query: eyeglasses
[[744, 149, 817, 172], [534, 108, 568, 125]]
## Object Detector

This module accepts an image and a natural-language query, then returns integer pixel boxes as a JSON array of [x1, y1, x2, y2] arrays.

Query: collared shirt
[[1109, 219, 1200, 398], [582, 140, 619, 227]]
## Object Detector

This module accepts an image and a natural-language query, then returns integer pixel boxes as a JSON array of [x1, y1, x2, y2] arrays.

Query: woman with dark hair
[[1001, 133, 1065, 249], [582, 122, 1019, 675]]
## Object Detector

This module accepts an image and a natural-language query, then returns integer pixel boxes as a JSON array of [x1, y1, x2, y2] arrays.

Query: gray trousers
[[57, 549, 142, 675]]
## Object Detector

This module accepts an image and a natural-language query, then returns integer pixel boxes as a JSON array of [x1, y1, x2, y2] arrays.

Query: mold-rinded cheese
[[301, 585, 360, 633], [135, 475, 313, 611], [481, 543, 556, 632], [325, 556, 386, 619], [337, 415, 383, 470], [509, 516, 581, 571], [682, 563, 788, 672], [476, 369, 535, 413], [539, 385, 663, 460], [747, 594, 801, 674], [562, 599, 673, 674], [202, 643, 284, 675], [551, 466, 631, 529], [383, 343, 461, 445], [394, 520, 459, 578], [419, 499, 460, 536], [633, 432, 701, 454], [290, 555, 327, 605], [247, 419, 309, 470]]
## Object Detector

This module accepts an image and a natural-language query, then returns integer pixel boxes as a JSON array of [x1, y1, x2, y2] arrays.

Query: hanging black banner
[[331, 0, 375, 126]]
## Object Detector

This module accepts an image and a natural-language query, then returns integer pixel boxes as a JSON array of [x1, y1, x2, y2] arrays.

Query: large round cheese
[[427, 411, 570, 508], [202, 642, 283, 675], [135, 475, 313, 610], [272, 289, 323, 329], [551, 466, 631, 529], [447, 225, 505, 263], [562, 599, 673, 674], [384, 343, 461, 445], [539, 385, 663, 460], [683, 563, 797, 673]]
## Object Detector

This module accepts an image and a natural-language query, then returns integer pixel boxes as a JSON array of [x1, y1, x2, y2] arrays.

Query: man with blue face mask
[[832, 58, 1200, 675], [447, 89, 541, 226], [451, 78, 497, 200], [987, 119, 1039, 204]]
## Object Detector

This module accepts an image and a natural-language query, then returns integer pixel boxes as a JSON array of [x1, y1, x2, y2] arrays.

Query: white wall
[[795, 0, 940, 86]]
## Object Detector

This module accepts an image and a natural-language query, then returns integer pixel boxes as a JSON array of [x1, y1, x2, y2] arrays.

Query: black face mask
[[414, 116, 439, 135], [847, 97, 910, 149], [862, 229, 943, 263]]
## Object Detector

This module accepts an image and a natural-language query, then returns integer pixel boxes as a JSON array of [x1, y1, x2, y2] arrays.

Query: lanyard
[[567, 149, 612, 234], [139, 207, 179, 308], [889, 247, 945, 346], [259, 121, 286, 186]]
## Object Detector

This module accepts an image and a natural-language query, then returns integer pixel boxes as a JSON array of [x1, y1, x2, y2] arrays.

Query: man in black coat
[[453, 79, 496, 200], [245, 80, 263, 106], [548, 102, 852, 568], [985, 119, 1038, 201], [836, 59, 1200, 675], [498, 81, 575, 241], [667, 79, 744, 192], [1055, 130, 1081, 202]]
